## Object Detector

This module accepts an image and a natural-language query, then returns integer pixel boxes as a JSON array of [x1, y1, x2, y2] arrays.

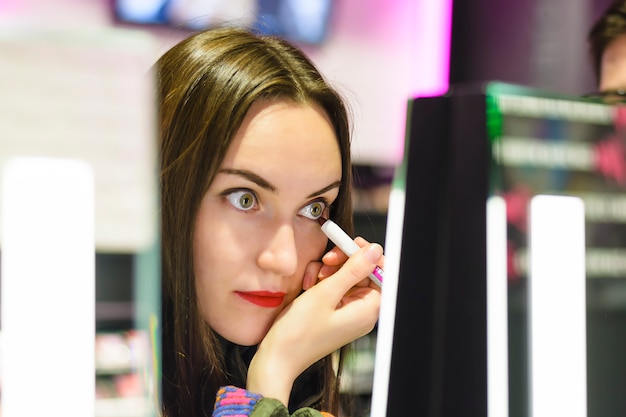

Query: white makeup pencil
[[318, 217, 383, 287]]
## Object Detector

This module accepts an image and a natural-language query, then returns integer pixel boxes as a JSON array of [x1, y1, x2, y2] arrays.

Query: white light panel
[[1, 157, 95, 417], [528, 195, 586, 417], [370, 186, 405, 417], [487, 196, 509, 417]]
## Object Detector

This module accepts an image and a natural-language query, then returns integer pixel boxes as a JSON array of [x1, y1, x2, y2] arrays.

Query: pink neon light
[[0, 0, 24, 14], [412, 0, 453, 97]]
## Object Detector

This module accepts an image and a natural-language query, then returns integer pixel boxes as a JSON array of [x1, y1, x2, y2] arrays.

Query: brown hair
[[156, 27, 354, 417], [588, 0, 626, 83]]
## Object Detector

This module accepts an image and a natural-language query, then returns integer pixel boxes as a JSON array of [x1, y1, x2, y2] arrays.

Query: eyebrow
[[306, 181, 342, 198], [219, 168, 276, 192], [218, 168, 341, 198]]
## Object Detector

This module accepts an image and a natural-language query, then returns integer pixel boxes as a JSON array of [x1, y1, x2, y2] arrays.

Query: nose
[[256, 222, 299, 277]]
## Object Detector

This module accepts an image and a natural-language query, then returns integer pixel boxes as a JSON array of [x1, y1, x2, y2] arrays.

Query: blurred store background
[[0, 0, 621, 416]]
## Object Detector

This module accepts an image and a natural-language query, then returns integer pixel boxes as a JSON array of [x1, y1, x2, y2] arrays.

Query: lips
[[236, 291, 286, 308]]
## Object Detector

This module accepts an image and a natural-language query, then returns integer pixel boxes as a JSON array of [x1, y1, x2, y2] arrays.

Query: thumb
[[327, 243, 383, 296]]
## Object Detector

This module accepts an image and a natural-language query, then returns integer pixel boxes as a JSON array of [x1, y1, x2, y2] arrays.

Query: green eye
[[299, 200, 326, 220], [226, 190, 257, 211]]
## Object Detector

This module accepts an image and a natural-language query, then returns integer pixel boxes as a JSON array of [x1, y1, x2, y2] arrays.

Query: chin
[[231, 332, 265, 347], [216, 324, 269, 347]]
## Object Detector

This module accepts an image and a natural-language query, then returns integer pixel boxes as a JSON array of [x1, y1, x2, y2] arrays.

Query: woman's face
[[193, 99, 342, 346], [601, 34, 626, 93]]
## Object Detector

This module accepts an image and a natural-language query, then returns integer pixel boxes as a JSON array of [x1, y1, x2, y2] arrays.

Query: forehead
[[600, 34, 626, 91], [222, 99, 342, 183]]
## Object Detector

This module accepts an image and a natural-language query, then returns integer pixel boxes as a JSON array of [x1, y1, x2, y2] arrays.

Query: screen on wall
[[112, 0, 334, 44]]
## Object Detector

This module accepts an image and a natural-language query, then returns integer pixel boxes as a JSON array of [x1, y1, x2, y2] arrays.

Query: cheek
[[297, 226, 328, 263], [192, 224, 218, 310], [193, 215, 219, 276]]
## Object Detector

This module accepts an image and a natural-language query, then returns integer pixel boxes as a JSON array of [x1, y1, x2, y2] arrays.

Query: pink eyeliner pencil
[[318, 217, 383, 288]]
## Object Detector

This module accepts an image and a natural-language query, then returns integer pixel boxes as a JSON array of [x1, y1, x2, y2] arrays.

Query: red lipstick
[[236, 291, 286, 308]]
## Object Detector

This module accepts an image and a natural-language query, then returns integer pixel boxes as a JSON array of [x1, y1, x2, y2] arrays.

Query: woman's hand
[[304, 237, 382, 290], [246, 239, 383, 405]]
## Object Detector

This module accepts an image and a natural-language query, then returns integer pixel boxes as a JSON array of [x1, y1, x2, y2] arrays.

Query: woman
[[157, 27, 382, 417], [588, 0, 626, 98]]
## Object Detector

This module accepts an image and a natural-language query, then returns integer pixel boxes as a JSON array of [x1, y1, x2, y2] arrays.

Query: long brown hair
[[156, 27, 354, 417]]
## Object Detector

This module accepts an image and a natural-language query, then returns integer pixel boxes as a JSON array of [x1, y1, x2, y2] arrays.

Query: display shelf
[[95, 330, 155, 417], [96, 397, 153, 417]]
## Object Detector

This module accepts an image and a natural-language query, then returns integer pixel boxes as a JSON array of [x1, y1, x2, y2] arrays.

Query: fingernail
[[363, 243, 383, 263]]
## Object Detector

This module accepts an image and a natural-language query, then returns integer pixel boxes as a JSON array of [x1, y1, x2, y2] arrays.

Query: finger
[[321, 243, 384, 299], [302, 261, 322, 290], [322, 236, 376, 265], [319, 239, 376, 280], [335, 286, 381, 335], [323, 236, 384, 286], [354, 237, 385, 269], [317, 263, 340, 280], [321, 246, 349, 265]]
